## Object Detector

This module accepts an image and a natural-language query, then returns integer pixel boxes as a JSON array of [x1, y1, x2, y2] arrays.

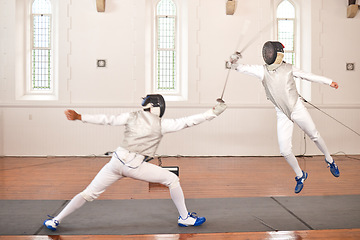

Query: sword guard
[[216, 98, 225, 103], [235, 51, 242, 58], [225, 61, 231, 69]]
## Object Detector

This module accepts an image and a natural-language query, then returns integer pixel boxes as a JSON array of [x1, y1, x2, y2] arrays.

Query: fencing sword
[[300, 95, 360, 137], [217, 20, 250, 103], [217, 20, 274, 103], [217, 68, 232, 103]]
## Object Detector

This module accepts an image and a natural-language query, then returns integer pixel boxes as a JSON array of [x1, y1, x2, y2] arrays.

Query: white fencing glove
[[230, 52, 242, 63], [225, 61, 238, 69], [212, 102, 227, 116], [225, 52, 242, 70]]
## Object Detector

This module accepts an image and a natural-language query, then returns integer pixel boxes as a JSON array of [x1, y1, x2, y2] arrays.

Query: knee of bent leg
[[308, 131, 320, 142], [80, 188, 103, 202], [166, 173, 180, 190], [278, 139, 292, 157], [280, 146, 292, 157]]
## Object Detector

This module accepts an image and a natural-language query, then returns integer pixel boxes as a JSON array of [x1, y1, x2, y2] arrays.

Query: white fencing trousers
[[276, 99, 334, 177], [80, 156, 187, 217]]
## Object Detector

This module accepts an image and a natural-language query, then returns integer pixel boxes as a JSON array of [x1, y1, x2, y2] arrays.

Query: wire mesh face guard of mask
[[262, 41, 284, 65], [141, 94, 166, 118]]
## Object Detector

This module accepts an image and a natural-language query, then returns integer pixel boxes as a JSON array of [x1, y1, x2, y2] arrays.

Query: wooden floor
[[0, 154, 359, 239]]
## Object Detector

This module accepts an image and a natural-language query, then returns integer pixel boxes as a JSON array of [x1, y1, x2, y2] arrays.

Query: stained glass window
[[31, 0, 52, 90], [155, 0, 177, 91], [277, 0, 295, 65]]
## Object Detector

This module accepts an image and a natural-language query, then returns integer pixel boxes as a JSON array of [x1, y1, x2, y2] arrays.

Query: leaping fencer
[[44, 94, 227, 230], [227, 41, 340, 194]]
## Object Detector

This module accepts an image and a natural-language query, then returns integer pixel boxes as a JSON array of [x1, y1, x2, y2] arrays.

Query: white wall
[[0, 0, 359, 156]]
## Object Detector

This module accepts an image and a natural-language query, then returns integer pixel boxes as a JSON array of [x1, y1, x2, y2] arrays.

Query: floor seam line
[[33, 200, 69, 235], [271, 196, 314, 230]]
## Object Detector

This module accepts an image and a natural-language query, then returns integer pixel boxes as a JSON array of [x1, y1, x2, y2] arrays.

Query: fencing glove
[[226, 52, 242, 70], [212, 102, 227, 116]]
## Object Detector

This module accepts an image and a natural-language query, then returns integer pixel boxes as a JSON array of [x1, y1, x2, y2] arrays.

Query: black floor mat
[[1, 195, 359, 235]]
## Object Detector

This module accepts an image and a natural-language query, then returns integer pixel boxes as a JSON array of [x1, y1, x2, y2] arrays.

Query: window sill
[[16, 94, 58, 101]]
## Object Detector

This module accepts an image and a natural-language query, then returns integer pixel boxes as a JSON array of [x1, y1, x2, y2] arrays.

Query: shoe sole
[[44, 224, 57, 231], [330, 168, 340, 177], [330, 167, 340, 177], [178, 218, 206, 227]]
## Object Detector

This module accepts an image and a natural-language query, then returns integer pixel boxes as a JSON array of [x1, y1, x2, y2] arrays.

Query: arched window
[[277, 0, 295, 65], [31, 0, 53, 91], [155, 0, 177, 92]]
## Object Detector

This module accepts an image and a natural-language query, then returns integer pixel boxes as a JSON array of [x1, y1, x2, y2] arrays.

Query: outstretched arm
[[226, 53, 264, 80], [64, 109, 130, 126], [235, 64, 265, 80], [161, 102, 227, 134], [293, 67, 339, 89]]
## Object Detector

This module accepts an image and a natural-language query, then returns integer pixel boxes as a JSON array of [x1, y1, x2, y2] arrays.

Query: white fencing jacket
[[82, 109, 217, 161], [236, 62, 333, 119]]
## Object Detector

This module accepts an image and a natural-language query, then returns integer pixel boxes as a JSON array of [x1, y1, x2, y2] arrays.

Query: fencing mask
[[262, 41, 284, 65], [142, 94, 166, 118]]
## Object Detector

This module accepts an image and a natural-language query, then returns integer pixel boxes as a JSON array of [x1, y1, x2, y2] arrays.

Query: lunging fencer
[[227, 41, 340, 194], [44, 94, 227, 230]]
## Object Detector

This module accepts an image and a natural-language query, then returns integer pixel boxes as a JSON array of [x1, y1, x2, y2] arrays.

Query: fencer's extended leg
[[292, 101, 340, 177], [54, 193, 86, 222], [43, 193, 88, 231], [44, 157, 124, 231], [44, 193, 87, 230]]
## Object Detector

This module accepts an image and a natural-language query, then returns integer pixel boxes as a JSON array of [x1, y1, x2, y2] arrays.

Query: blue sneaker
[[325, 159, 340, 177], [43, 217, 59, 231], [295, 171, 308, 194], [178, 212, 206, 227]]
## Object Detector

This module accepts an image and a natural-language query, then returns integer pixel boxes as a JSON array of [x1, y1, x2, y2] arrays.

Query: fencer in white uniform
[[44, 94, 227, 230], [227, 41, 340, 194]]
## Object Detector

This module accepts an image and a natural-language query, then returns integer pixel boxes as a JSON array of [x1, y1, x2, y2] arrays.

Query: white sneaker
[[178, 212, 206, 227], [43, 218, 60, 231]]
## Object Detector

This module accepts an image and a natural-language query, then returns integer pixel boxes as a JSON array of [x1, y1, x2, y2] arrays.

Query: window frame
[[147, 0, 188, 101], [275, 0, 314, 101], [154, 0, 178, 94], [28, 0, 56, 97], [276, 0, 296, 66]]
